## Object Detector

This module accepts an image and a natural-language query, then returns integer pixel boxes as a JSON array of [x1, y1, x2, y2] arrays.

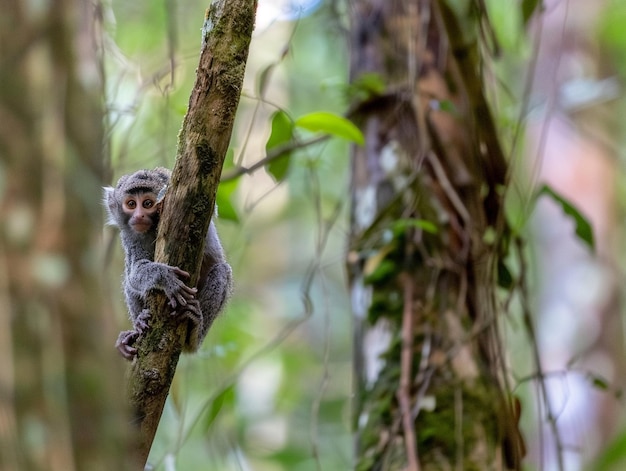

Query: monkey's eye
[[125, 199, 137, 209], [143, 199, 155, 209]]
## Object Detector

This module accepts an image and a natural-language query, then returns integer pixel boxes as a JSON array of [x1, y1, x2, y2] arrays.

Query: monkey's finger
[[172, 267, 191, 280], [172, 304, 202, 326], [136, 319, 150, 335], [173, 276, 196, 293], [172, 297, 200, 314], [185, 299, 201, 316], [168, 280, 196, 305], [179, 294, 195, 306], [166, 289, 184, 308], [118, 345, 137, 361], [180, 285, 198, 298], [116, 331, 139, 360], [135, 309, 151, 334], [171, 285, 196, 304], [170, 293, 187, 309]]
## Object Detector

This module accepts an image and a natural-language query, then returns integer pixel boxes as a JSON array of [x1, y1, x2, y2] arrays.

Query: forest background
[[3, 0, 626, 470]]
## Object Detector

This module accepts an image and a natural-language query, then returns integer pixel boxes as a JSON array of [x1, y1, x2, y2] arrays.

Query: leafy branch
[[221, 134, 329, 182], [222, 110, 363, 182]]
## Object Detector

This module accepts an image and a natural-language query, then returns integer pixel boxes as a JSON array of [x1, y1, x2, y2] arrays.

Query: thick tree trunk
[[0, 1, 134, 469], [347, 1, 524, 469]]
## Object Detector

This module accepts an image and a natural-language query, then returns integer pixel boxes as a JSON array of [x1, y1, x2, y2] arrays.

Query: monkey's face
[[123, 192, 161, 234]]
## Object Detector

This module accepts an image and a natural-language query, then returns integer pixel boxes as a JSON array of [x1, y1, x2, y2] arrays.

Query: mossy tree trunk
[[347, 1, 524, 469], [125, 0, 257, 466]]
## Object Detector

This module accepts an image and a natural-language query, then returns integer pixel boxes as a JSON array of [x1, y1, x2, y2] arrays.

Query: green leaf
[[266, 110, 293, 149], [216, 178, 239, 223], [431, 99, 458, 115], [350, 72, 386, 100], [537, 184, 595, 251], [257, 62, 277, 97], [267, 155, 291, 183], [295, 111, 364, 145], [521, 0, 541, 25], [391, 218, 438, 236], [265, 110, 294, 182], [203, 385, 234, 432], [221, 147, 235, 170], [364, 259, 396, 285], [344, 72, 386, 105], [497, 260, 514, 289], [590, 428, 626, 471], [588, 373, 609, 391]]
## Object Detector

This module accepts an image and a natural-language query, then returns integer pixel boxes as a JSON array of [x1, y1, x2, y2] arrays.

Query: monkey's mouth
[[131, 222, 152, 233]]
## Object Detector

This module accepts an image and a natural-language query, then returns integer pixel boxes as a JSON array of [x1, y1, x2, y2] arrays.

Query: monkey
[[104, 167, 232, 360]]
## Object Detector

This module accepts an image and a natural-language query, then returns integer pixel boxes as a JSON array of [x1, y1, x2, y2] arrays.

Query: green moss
[[368, 290, 403, 324], [357, 346, 501, 470], [417, 381, 499, 468]]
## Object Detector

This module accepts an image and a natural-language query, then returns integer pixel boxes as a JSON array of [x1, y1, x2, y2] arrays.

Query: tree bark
[[0, 1, 134, 470], [125, 1, 257, 466], [347, 1, 524, 469]]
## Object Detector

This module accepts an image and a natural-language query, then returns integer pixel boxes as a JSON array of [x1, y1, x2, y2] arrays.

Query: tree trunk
[[124, 1, 257, 466], [0, 1, 134, 469], [347, 1, 524, 469]]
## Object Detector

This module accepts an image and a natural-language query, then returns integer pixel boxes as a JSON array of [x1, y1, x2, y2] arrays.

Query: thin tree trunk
[[347, 1, 524, 469], [125, 1, 257, 466]]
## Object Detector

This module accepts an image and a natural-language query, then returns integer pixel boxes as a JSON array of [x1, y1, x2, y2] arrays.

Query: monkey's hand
[[159, 265, 198, 310], [129, 260, 198, 310]]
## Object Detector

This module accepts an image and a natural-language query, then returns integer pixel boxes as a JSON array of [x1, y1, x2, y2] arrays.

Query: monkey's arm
[[117, 259, 200, 360], [127, 259, 198, 310]]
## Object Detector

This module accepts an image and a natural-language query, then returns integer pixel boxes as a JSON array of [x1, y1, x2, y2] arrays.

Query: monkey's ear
[[102, 186, 119, 227], [156, 184, 168, 204]]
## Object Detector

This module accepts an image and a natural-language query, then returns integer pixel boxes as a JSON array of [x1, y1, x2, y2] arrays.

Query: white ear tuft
[[102, 186, 119, 227]]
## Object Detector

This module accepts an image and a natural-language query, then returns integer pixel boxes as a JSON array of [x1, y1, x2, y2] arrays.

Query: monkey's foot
[[172, 298, 202, 325], [116, 329, 139, 361], [172, 298, 203, 352], [135, 309, 151, 335]]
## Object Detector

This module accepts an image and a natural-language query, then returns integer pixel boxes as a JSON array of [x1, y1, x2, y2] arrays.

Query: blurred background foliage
[[103, 0, 626, 470]]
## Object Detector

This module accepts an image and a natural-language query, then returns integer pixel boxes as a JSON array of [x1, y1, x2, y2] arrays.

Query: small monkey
[[104, 167, 232, 360]]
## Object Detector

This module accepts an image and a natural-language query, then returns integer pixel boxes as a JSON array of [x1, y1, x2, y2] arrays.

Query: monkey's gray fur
[[104, 167, 233, 360]]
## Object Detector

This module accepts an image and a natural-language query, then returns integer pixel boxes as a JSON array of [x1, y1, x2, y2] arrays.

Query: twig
[[221, 134, 328, 182], [454, 388, 463, 471], [398, 273, 420, 471], [516, 237, 565, 471]]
